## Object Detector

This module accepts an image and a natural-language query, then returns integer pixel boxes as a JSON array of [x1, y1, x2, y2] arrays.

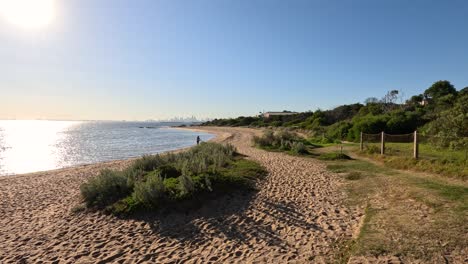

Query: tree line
[[202, 80, 467, 149]]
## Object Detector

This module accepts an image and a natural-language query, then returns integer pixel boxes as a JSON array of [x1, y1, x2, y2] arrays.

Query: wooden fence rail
[[360, 131, 419, 159]]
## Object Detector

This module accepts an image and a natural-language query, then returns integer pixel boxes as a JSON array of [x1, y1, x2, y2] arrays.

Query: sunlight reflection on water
[[0, 120, 212, 176]]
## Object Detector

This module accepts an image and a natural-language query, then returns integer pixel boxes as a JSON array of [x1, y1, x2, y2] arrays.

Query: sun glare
[[0, 0, 56, 29]]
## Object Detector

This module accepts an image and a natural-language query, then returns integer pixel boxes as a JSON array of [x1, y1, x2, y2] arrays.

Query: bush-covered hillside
[[202, 80, 467, 149]]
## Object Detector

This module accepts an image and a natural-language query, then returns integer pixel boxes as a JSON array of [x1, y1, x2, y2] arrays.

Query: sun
[[0, 0, 56, 29]]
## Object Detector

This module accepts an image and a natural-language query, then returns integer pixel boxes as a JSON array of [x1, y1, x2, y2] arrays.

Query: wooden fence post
[[381, 131, 385, 155], [360, 132, 363, 151], [413, 130, 419, 159]]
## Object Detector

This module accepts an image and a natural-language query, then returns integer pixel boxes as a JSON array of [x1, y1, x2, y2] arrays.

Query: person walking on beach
[[197, 136, 201, 145]]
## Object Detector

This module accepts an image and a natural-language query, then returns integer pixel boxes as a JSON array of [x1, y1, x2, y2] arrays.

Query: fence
[[360, 131, 418, 158], [360, 131, 468, 163]]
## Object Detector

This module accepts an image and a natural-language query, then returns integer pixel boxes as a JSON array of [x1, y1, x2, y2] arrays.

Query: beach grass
[[79, 142, 267, 215]]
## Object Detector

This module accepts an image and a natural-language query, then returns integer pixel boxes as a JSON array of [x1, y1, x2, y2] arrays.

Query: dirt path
[[0, 127, 362, 263]]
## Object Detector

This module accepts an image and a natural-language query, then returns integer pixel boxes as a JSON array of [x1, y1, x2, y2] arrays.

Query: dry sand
[[0, 127, 363, 263]]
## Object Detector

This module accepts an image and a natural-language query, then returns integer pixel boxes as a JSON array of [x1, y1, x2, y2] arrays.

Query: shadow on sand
[[128, 188, 322, 250]]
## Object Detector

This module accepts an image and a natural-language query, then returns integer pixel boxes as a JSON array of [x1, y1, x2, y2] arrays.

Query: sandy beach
[[0, 127, 363, 263]]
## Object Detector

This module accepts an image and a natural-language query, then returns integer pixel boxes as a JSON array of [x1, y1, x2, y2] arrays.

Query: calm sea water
[[0, 120, 213, 176]]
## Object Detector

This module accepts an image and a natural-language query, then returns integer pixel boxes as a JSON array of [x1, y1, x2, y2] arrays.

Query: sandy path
[[0, 127, 362, 263]]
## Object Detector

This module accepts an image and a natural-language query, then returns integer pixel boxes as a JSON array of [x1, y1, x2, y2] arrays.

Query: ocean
[[0, 120, 213, 176]]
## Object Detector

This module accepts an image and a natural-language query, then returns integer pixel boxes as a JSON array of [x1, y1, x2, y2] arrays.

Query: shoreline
[[0, 127, 221, 181]]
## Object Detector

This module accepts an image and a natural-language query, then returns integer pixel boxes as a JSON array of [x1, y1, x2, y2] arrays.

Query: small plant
[[163, 177, 181, 197], [80, 169, 131, 207], [133, 171, 165, 208], [364, 145, 380, 154], [179, 173, 195, 196], [291, 141, 308, 155]]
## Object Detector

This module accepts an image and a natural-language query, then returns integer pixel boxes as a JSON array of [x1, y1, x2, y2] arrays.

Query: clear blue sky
[[1, 0, 467, 120]]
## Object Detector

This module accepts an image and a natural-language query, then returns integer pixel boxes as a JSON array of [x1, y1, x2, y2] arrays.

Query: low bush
[[308, 136, 339, 145], [157, 165, 181, 179], [253, 129, 310, 155], [133, 171, 166, 208], [291, 141, 308, 155], [79, 142, 267, 215], [80, 169, 131, 207]]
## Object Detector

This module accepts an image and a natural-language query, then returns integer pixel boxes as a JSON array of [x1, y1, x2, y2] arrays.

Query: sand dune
[[0, 127, 363, 263]]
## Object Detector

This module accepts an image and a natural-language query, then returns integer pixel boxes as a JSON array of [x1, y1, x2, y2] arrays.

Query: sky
[[1, 0, 467, 121]]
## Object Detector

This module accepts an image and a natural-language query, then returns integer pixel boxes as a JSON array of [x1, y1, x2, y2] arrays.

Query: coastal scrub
[[79, 142, 266, 215], [252, 129, 311, 155]]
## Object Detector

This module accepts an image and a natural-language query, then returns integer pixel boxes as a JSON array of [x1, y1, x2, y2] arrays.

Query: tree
[[364, 97, 379, 104], [382, 90, 400, 104], [381, 90, 401, 112], [323, 103, 363, 124], [459, 87, 468, 97], [424, 80, 457, 100], [407, 94, 424, 105], [425, 92, 468, 149]]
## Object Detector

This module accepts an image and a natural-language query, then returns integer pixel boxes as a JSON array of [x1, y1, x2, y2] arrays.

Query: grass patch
[[410, 178, 468, 202], [79, 142, 267, 215], [360, 143, 468, 179], [345, 172, 364, 180], [322, 146, 468, 262], [318, 152, 352, 160]]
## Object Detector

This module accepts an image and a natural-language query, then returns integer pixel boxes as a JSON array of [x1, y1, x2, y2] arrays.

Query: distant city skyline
[[1, 0, 467, 120], [0, 116, 213, 122]]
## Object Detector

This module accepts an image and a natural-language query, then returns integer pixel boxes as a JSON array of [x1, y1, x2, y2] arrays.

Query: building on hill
[[262, 111, 298, 118], [419, 99, 430, 106]]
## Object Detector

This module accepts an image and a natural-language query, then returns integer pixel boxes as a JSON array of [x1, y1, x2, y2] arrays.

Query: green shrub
[[179, 173, 195, 196], [291, 141, 308, 155], [108, 196, 140, 215], [131, 155, 166, 172], [80, 169, 131, 207], [253, 129, 306, 153], [79, 142, 266, 215], [309, 135, 335, 144], [347, 115, 389, 141], [325, 121, 352, 140], [279, 139, 291, 150], [122, 167, 144, 188], [133, 171, 165, 208], [157, 164, 181, 178], [163, 177, 181, 197]]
